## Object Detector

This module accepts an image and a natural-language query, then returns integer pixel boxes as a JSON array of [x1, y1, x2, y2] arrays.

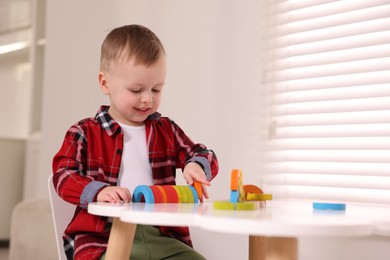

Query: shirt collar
[[147, 112, 161, 121], [95, 106, 120, 136]]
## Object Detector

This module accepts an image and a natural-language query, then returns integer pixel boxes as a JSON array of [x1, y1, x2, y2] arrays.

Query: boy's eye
[[130, 89, 142, 94], [152, 89, 161, 93]]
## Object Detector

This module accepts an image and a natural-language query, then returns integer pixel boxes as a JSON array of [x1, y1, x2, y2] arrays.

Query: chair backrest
[[48, 175, 75, 260]]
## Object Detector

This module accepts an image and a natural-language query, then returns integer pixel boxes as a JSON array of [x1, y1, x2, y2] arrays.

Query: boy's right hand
[[97, 186, 131, 203]]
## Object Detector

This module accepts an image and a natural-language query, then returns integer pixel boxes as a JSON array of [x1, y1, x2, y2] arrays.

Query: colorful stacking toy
[[213, 169, 272, 211], [132, 184, 199, 203]]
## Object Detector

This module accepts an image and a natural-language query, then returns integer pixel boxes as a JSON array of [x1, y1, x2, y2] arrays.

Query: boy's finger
[[183, 174, 194, 185], [202, 184, 209, 199], [117, 188, 131, 202]]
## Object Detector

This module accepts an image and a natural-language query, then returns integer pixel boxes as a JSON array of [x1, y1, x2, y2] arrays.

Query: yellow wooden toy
[[213, 169, 272, 211]]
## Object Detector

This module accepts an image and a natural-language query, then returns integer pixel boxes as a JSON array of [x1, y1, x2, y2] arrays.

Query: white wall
[[0, 50, 31, 138], [40, 1, 262, 259]]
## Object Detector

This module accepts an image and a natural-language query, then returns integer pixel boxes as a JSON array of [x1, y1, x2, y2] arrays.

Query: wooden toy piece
[[185, 186, 195, 203], [149, 186, 166, 203], [243, 184, 263, 193], [213, 201, 258, 211], [230, 169, 242, 191], [189, 185, 199, 203], [238, 174, 245, 202], [178, 186, 193, 203], [156, 186, 168, 203], [172, 186, 183, 203], [213, 201, 235, 210], [313, 202, 346, 211], [243, 184, 263, 200], [193, 181, 203, 200], [246, 193, 273, 201], [161, 185, 179, 203], [236, 201, 258, 211], [132, 185, 155, 203], [179, 186, 190, 202], [230, 169, 244, 202], [230, 190, 239, 203]]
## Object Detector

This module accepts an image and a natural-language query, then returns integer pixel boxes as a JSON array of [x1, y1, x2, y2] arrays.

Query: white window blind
[[260, 0, 390, 205]]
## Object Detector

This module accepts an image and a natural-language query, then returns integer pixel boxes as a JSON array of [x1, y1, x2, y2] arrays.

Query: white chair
[[9, 198, 58, 260], [48, 175, 75, 260]]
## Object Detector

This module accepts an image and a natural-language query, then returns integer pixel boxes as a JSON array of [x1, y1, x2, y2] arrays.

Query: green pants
[[101, 225, 206, 260]]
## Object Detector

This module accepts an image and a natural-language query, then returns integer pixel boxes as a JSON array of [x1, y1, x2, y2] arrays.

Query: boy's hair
[[100, 24, 165, 72]]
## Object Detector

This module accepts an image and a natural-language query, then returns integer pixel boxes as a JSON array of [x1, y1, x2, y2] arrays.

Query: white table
[[88, 202, 136, 259], [347, 204, 390, 237], [88, 200, 374, 260]]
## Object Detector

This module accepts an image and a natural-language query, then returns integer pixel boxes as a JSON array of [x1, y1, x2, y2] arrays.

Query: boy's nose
[[141, 92, 152, 103]]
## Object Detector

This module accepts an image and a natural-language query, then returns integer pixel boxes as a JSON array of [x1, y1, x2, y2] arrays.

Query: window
[[260, 0, 390, 204]]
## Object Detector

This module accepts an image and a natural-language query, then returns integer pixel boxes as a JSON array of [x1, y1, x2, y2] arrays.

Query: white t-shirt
[[117, 122, 153, 193]]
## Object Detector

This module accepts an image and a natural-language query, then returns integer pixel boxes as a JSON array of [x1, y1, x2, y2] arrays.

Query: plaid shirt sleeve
[[52, 123, 109, 208], [52, 107, 121, 260], [170, 119, 219, 181], [147, 116, 219, 185]]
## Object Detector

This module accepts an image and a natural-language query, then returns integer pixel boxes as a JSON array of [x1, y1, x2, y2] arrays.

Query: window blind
[[259, 0, 390, 205]]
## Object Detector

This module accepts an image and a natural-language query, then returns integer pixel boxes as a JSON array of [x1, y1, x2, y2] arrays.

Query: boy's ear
[[98, 72, 109, 95]]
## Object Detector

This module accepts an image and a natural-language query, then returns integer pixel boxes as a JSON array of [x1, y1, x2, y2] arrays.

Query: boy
[[52, 24, 219, 260]]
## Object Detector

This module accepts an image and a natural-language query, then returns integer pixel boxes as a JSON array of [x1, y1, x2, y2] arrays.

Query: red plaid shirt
[[52, 106, 219, 260]]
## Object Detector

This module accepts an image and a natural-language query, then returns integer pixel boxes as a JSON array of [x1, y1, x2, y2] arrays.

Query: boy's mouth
[[135, 107, 151, 112]]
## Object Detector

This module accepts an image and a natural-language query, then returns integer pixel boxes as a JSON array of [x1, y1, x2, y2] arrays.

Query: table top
[[88, 200, 390, 238], [349, 203, 390, 236]]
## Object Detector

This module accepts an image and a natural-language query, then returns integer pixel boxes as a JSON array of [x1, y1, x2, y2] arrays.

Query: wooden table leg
[[249, 236, 297, 260], [249, 235, 266, 260], [105, 217, 137, 260]]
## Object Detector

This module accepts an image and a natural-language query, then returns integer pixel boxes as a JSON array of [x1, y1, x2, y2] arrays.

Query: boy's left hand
[[183, 162, 211, 202]]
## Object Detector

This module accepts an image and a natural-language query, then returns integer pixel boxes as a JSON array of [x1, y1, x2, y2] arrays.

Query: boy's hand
[[183, 162, 211, 202], [97, 186, 131, 203]]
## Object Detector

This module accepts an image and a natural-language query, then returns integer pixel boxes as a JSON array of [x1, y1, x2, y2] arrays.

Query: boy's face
[[99, 54, 167, 126]]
